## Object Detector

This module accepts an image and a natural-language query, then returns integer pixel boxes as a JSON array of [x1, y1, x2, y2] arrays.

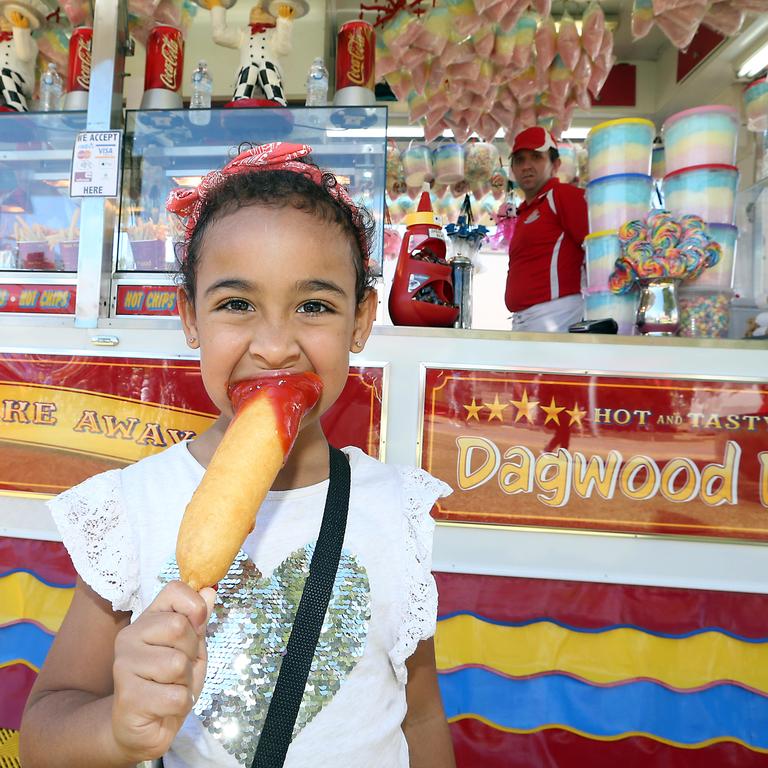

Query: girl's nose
[[248, 320, 301, 370]]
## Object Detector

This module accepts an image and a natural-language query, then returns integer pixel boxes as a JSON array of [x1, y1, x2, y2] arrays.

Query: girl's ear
[[177, 287, 200, 349], [350, 288, 378, 353]]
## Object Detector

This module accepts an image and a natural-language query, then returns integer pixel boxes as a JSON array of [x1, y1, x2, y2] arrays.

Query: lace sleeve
[[47, 470, 140, 615], [389, 467, 452, 684]]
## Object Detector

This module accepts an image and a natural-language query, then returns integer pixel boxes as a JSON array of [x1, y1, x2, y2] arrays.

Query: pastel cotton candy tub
[[585, 290, 637, 335], [584, 230, 620, 292], [586, 173, 653, 232], [685, 222, 738, 291], [401, 144, 434, 187], [557, 141, 577, 182], [662, 105, 739, 174], [662, 164, 739, 224], [586, 118, 655, 180], [433, 143, 465, 185], [744, 78, 768, 132]]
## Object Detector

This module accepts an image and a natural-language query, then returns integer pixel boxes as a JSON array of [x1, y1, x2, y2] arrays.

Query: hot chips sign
[[0, 284, 76, 314]]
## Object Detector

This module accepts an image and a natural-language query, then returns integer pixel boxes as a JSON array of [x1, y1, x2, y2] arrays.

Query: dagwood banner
[[421, 367, 768, 541], [0, 354, 384, 496]]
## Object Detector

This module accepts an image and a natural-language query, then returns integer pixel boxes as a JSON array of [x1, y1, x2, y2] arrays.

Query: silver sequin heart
[[159, 546, 370, 766]]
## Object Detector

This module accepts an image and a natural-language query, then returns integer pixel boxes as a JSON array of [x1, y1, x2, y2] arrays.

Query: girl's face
[[178, 204, 376, 432]]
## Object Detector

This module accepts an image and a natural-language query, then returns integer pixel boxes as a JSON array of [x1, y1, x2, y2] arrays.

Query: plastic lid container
[[662, 106, 739, 174], [662, 164, 739, 225], [587, 119, 655, 180], [433, 143, 465, 185], [586, 173, 653, 232], [745, 78, 768, 132], [585, 290, 637, 335], [684, 222, 737, 291], [678, 291, 731, 338], [584, 230, 621, 292]]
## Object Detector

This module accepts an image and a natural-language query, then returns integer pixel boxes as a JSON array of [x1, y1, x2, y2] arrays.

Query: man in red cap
[[505, 126, 588, 332]]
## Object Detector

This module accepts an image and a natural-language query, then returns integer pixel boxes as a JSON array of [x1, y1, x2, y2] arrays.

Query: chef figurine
[[208, 0, 294, 106], [0, 8, 36, 112]]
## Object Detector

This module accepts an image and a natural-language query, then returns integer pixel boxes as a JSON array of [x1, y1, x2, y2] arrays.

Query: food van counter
[[1, 322, 766, 595]]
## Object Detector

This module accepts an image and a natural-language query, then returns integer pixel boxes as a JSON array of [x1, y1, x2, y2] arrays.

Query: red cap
[[512, 126, 558, 155], [417, 189, 433, 212]]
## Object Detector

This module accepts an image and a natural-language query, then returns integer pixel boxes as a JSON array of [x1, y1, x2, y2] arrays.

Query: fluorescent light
[[326, 128, 388, 138], [441, 129, 502, 139], [386, 125, 425, 138], [737, 40, 768, 78], [387, 124, 591, 143], [562, 126, 590, 139]]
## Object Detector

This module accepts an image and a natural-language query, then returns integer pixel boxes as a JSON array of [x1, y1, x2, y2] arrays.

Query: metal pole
[[74, 0, 129, 327]]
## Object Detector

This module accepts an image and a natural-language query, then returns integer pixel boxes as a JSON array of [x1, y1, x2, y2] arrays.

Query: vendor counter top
[[1, 323, 767, 595]]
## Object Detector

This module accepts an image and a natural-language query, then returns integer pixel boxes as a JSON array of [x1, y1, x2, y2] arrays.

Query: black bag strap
[[251, 444, 351, 768]]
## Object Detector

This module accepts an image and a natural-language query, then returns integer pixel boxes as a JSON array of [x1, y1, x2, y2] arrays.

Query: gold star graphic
[[483, 394, 509, 422], [511, 389, 539, 424], [566, 402, 587, 427], [541, 396, 565, 425], [463, 398, 483, 422]]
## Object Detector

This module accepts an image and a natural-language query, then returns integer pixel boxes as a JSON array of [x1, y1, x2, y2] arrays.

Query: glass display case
[[0, 111, 87, 273], [734, 173, 768, 311], [115, 106, 388, 291]]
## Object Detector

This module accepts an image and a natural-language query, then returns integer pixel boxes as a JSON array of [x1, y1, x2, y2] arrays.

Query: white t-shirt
[[48, 443, 451, 768]]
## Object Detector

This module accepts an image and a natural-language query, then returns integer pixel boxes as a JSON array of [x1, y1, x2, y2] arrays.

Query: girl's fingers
[[145, 581, 212, 635], [139, 611, 201, 656], [120, 643, 197, 688], [116, 676, 196, 721]]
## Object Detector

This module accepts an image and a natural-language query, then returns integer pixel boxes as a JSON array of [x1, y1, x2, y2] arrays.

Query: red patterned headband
[[166, 141, 367, 265]]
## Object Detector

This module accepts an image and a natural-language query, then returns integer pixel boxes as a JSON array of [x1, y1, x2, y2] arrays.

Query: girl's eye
[[219, 298, 253, 313], [297, 300, 330, 315]]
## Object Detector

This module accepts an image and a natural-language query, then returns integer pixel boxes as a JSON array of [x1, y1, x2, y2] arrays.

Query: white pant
[[510, 294, 584, 333]]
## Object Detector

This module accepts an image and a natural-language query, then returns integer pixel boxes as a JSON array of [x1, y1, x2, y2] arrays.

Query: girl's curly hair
[[176, 157, 376, 304]]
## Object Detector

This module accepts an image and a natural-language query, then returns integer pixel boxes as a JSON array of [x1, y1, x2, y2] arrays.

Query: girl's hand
[[111, 582, 215, 762]]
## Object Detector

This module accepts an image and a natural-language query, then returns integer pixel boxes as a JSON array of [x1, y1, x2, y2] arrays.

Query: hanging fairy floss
[[203, 0, 307, 106]]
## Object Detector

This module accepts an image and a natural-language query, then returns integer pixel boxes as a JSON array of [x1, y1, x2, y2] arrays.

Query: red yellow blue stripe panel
[[0, 570, 74, 632], [435, 614, 768, 694], [0, 537, 76, 586], [434, 572, 768, 767], [438, 667, 768, 750], [0, 535, 76, 750], [0, 664, 36, 731], [435, 572, 768, 639], [451, 718, 767, 768]]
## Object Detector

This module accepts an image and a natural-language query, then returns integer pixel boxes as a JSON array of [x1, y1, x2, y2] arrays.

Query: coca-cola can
[[144, 24, 184, 92], [335, 20, 375, 93], [67, 26, 92, 93]]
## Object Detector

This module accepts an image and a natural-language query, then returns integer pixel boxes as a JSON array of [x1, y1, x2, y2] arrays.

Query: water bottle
[[38, 62, 63, 112], [305, 57, 329, 107], [190, 60, 212, 110]]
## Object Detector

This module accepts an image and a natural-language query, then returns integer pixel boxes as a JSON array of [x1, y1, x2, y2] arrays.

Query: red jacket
[[505, 178, 588, 313]]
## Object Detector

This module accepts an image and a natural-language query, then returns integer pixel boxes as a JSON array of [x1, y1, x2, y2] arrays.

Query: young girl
[[20, 142, 456, 768]]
